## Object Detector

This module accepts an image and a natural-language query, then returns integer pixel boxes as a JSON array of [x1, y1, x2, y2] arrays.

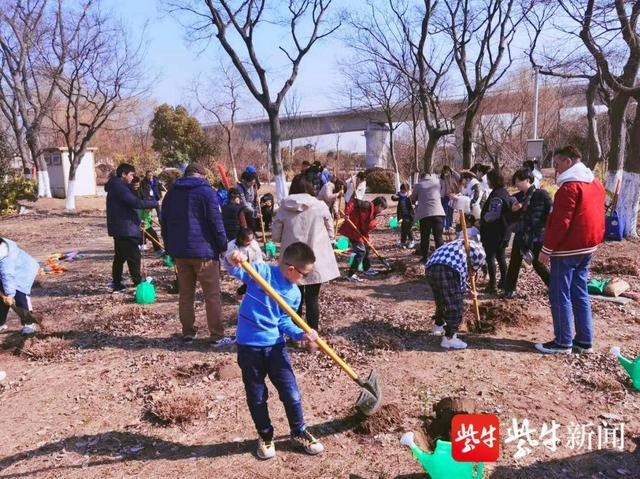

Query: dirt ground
[[1, 195, 639, 478]]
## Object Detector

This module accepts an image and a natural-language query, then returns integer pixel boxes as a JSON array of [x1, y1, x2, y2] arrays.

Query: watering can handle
[[239, 261, 360, 382]]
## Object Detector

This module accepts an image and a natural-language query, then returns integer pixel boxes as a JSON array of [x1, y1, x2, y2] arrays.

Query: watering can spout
[[611, 346, 640, 390]]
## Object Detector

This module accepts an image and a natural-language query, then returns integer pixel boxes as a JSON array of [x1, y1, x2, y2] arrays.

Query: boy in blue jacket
[[224, 242, 323, 460], [0, 238, 40, 336]]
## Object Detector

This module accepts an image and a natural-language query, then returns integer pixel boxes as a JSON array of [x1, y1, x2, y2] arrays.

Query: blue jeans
[[442, 198, 454, 229], [237, 343, 305, 436], [549, 255, 593, 347]]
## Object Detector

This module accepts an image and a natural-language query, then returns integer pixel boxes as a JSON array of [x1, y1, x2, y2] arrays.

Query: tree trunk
[[227, 135, 239, 183], [411, 101, 419, 183], [607, 94, 631, 176], [423, 131, 438, 173], [618, 103, 640, 238], [268, 110, 287, 202], [462, 104, 479, 170], [585, 76, 603, 170], [65, 152, 80, 211], [388, 126, 401, 192], [26, 131, 51, 198]]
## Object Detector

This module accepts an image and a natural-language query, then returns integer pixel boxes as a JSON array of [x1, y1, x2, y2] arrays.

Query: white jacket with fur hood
[[272, 193, 340, 285]]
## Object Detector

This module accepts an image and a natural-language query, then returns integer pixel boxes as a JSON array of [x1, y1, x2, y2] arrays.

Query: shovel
[[460, 211, 481, 329], [140, 226, 179, 293], [0, 293, 44, 330], [240, 260, 382, 415], [343, 216, 392, 270]]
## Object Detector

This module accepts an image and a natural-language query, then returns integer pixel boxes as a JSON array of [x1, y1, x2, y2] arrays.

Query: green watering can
[[336, 236, 350, 251], [135, 277, 156, 305], [348, 253, 363, 271], [265, 241, 277, 258], [611, 347, 640, 391], [388, 216, 399, 229], [400, 432, 484, 478]]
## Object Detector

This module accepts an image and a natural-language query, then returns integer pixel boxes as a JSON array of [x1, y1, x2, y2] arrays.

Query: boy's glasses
[[286, 263, 310, 278]]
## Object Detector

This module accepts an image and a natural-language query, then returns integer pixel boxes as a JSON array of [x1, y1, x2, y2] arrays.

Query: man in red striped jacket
[[535, 146, 605, 354]]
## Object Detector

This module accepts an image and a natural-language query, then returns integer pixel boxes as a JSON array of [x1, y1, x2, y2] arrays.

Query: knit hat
[[245, 165, 257, 174], [184, 162, 207, 177]]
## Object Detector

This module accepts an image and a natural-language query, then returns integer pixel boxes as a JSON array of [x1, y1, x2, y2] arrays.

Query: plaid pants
[[426, 264, 464, 337]]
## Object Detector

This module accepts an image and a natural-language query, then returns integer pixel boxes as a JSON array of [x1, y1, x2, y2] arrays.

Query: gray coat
[[271, 193, 340, 286], [411, 176, 445, 220]]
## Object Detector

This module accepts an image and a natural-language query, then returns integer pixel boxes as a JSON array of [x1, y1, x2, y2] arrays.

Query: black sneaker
[[484, 285, 497, 295], [502, 291, 515, 299], [572, 341, 594, 354], [182, 332, 198, 344], [109, 281, 126, 292], [535, 340, 572, 354]]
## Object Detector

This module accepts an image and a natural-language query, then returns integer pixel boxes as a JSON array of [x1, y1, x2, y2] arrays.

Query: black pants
[[483, 241, 508, 289], [297, 283, 321, 330], [112, 236, 142, 285], [505, 239, 549, 292], [349, 242, 370, 276], [400, 218, 414, 243], [261, 208, 273, 230], [0, 291, 31, 326], [419, 216, 444, 259]]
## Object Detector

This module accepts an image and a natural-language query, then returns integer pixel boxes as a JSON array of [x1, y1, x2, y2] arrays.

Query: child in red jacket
[[339, 196, 387, 281]]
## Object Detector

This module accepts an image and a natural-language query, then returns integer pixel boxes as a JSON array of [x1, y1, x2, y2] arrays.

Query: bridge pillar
[[365, 122, 389, 169]]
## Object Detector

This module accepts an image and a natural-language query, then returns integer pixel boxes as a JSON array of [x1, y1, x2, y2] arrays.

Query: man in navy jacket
[[161, 162, 232, 346], [105, 163, 158, 291]]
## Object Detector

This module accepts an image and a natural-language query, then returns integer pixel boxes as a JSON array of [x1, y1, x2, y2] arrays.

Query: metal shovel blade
[[355, 370, 382, 416]]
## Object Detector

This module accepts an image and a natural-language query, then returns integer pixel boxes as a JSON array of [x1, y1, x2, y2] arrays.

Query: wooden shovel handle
[[239, 261, 360, 382], [460, 211, 481, 324]]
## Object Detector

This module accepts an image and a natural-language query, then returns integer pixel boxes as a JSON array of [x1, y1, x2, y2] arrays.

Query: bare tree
[[577, 0, 640, 237], [170, 0, 340, 201], [343, 57, 408, 189], [527, 1, 607, 170], [441, 0, 530, 169], [49, 6, 146, 210], [283, 88, 302, 170], [194, 63, 245, 182], [0, 0, 89, 197], [347, 0, 460, 173]]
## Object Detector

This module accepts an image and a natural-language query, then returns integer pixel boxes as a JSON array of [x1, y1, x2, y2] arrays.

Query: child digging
[[339, 196, 387, 282], [392, 183, 416, 249], [426, 239, 486, 349], [0, 237, 40, 336], [224, 242, 324, 460]]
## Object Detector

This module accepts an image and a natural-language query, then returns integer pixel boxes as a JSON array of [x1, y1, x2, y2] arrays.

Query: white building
[[43, 147, 97, 198]]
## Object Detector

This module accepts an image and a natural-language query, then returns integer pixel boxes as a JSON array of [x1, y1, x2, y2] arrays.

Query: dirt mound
[[403, 263, 425, 279], [423, 397, 478, 448], [367, 334, 405, 351], [467, 300, 532, 333], [21, 337, 73, 362], [354, 403, 404, 435], [592, 257, 640, 276], [99, 306, 167, 336], [215, 360, 242, 380]]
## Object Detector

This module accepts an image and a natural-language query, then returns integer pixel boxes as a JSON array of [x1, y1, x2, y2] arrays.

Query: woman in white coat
[[272, 175, 340, 331]]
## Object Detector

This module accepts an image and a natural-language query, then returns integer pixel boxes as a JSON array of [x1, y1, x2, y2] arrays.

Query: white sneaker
[[0, 324, 8, 332], [21, 324, 37, 336], [441, 334, 467, 349], [363, 269, 379, 277], [431, 325, 446, 336], [210, 336, 236, 348], [291, 430, 324, 455], [256, 437, 276, 460], [347, 274, 363, 283], [408, 240, 416, 249]]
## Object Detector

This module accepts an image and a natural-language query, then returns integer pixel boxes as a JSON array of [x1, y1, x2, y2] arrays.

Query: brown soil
[[423, 397, 479, 448], [0, 196, 639, 478], [592, 256, 640, 276], [467, 300, 538, 334], [353, 403, 405, 435]]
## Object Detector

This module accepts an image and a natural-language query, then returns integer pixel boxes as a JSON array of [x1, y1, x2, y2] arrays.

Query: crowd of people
[[0, 146, 608, 460]]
